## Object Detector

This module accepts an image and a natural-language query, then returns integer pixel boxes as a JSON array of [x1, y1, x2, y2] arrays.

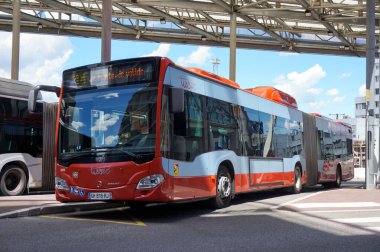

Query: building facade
[[349, 58, 380, 169]]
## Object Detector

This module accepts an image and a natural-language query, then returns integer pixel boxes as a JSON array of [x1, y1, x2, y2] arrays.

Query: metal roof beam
[[0, 22, 367, 57], [134, 4, 220, 41], [0, 7, 61, 29], [211, 0, 293, 48], [125, 0, 225, 12], [37, 0, 138, 34], [198, 10, 218, 24], [295, 0, 357, 54], [112, 2, 138, 17]]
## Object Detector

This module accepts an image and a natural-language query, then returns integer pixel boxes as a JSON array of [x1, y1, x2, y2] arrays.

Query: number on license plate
[[88, 192, 112, 200]]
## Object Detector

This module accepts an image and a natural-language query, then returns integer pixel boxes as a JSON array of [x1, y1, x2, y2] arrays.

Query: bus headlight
[[55, 177, 69, 190], [136, 174, 164, 189]]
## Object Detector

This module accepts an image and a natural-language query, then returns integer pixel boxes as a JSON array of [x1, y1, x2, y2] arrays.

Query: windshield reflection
[[59, 84, 157, 162]]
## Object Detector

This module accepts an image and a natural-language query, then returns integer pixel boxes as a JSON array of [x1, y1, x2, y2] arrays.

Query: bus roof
[[186, 67, 240, 89], [244, 86, 298, 109], [0, 77, 34, 99], [310, 113, 352, 129]]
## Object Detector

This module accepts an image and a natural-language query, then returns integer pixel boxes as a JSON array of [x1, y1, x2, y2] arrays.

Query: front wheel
[[210, 166, 232, 209], [128, 201, 147, 212], [0, 165, 27, 196], [291, 166, 302, 194]]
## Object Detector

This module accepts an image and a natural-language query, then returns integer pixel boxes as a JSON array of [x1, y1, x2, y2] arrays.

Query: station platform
[[0, 193, 124, 219], [280, 182, 380, 212], [0, 194, 56, 215]]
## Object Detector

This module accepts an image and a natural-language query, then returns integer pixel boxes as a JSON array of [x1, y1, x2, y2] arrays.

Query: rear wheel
[[210, 166, 232, 209], [333, 167, 342, 188], [291, 166, 302, 194], [323, 167, 342, 189], [0, 165, 27, 196]]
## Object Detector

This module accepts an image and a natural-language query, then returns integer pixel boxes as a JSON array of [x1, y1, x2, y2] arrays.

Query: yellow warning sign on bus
[[173, 163, 179, 176]]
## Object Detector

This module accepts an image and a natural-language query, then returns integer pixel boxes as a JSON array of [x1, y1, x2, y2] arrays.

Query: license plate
[[88, 192, 112, 200]]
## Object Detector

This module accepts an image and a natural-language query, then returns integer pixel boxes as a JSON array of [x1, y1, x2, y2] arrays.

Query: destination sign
[[63, 60, 155, 89]]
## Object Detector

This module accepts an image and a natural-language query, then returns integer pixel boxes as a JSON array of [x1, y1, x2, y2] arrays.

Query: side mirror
[[169, 87, 184, 113], [28, 85, 61, 113]]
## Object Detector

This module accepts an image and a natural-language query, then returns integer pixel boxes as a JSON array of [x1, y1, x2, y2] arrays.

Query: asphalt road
[[1, 184, 380, 252]]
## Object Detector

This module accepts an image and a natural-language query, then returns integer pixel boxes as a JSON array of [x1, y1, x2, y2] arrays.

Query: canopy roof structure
[[0, 0, 379, 57]]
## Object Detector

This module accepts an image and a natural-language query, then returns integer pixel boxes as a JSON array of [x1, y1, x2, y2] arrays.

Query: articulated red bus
[[30, 57, 354, 208]]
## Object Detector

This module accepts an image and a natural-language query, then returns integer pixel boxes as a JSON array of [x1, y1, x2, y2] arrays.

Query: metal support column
[[229, 1, 236, 82], [101, 0, 112, 63], [365, 0, 376, 189], [11, 0, 20, 80]]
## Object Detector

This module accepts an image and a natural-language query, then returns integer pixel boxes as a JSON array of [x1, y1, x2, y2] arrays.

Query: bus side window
[[160, 87, 170, 158], [206, 98, 239, 154], [171, 92, 204, 161], [273, 117, 289, 158], [240, 107, 261, 156], [171, 97, 186, 160], [259, 112, 275, 157]]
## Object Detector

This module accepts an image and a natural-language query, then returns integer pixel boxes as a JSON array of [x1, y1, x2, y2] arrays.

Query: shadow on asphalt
[[54, 181, 365, 224]]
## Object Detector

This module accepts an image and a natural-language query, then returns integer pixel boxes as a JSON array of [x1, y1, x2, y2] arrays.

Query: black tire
[[129, 201, 147, 212], [322, 182, 333, 189], [323, 167, 342, 189], [333, 167, 342, 188], [291, 166, 302, 194], [0, 165, 27, 196], [210, 166, 232, 209]]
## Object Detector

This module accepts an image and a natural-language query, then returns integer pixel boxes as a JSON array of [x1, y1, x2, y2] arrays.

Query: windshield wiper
[[80, 146, 142, 160], [59, 150, 94, 161]]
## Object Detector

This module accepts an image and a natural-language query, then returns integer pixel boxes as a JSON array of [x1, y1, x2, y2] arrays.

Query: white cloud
[[359, 84, 366, 96], [309, 101, 330, 110], [177, 47, 212, 67], [273, 64, 326, 103], [322, 88, 345, 104], [326, 88, 339, 96], [307, 88, 323, 95], [143, 44, 171, 57], [339, 72, 352, 79], [91, 114, 119, 132], [333, 96, 346, 103], [0, 32, 73, 102], [105, 135, 119, 145]]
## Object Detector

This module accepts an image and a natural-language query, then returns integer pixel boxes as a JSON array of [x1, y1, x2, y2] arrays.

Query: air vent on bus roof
[[309, 113, 333, 121], [187, 67, 240, 89], [337, 121, 352, 129], [245, 86, 298, 109]]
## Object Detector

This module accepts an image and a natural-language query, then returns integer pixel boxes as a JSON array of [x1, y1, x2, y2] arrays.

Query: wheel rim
[[3, 170, 22, 192], [218, 175, 231, 199]]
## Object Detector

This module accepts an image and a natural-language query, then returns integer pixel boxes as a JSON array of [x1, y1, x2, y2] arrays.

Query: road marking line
[[271, 191, 325, 210], [331, 217, 380, 223], [367, 227, 380, 232], [40, 210, 146, 227], [40, 207, 146, 227], [290, 202, 380, 209], [300, 209, 380, 213]]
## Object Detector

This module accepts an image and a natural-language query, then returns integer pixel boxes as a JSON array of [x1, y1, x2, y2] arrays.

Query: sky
[[0, 31, 366, 119]]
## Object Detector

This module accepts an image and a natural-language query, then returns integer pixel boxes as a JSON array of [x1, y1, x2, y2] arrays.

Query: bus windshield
[[58, 84, 157, 164]]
